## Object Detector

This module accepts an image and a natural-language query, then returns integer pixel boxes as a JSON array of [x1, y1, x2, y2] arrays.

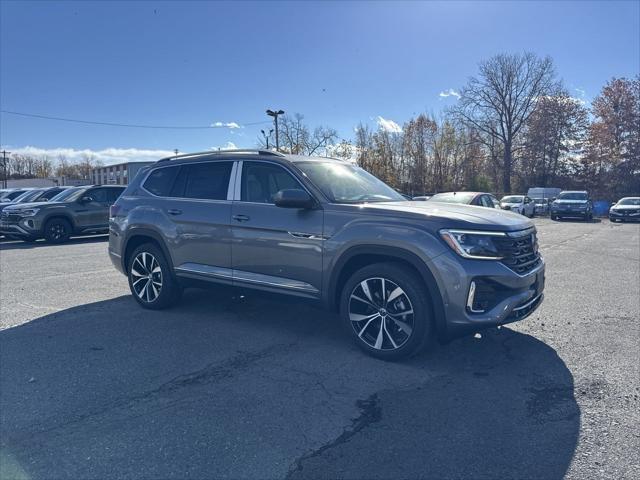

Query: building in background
[[91, 161, 155, 185]]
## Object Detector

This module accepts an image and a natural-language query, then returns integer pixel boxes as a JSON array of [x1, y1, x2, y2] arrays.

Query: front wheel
[[340, 262, 434, 360], [44, 218, 72, 243], [128, 243, 182, 309]]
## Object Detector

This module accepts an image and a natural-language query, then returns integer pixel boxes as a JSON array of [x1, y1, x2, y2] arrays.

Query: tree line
[[264, 53, 639, 200], [1, 153, 103, 182]]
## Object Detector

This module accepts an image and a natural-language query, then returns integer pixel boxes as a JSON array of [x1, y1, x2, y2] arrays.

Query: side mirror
[[80, 195, 94, 203], [273, 189, 315, 209]]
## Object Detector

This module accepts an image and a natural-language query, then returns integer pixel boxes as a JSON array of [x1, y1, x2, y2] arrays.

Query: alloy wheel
[[130, 252, 163, 303], [348, 277, 414, 351], [48, 223, 67, 240]]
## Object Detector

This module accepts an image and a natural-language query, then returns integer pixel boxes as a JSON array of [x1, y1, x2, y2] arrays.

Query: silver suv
[[109, 150, 545, 359]]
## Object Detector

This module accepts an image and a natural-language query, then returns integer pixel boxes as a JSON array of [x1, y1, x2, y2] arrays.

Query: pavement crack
[[10, 343, 295, 445], [286, 393, 382, 478]]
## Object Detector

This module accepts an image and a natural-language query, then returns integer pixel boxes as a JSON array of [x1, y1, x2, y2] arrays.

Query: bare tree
[[453, 52, 558, 193]]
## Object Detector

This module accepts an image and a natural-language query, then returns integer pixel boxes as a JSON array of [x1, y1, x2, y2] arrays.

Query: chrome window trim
[[226, 161, 238, 201]]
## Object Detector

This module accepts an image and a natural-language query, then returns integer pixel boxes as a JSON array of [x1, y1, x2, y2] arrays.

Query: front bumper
[[609, 210, 640, 221], [428, 250, 545, 338], [0, 216, 43, 237]]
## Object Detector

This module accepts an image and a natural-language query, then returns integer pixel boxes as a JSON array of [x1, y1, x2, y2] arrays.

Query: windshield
[[49, 187, 86, 202], [501, 196, 524, 203], [558, 192, 588, 201], [295, 162, 405, 204], [429, 192, 477, 204], [1, 190, 26, 201], [618, 198, 640, 206], [12, 189, 43, 203]]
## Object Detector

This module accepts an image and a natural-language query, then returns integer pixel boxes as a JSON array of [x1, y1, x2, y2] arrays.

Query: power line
[[0, 110, 271, 130]]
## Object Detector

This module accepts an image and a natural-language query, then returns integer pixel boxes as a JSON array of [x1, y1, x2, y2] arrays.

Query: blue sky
[[1, 0, 639, 164]]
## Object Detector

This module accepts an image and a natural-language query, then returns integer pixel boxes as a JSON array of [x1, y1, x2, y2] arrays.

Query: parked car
[[0, 187, 72, 214], [428, 191, 500, 209], [533, 198, 549, 215], [0, 185, 125, 242], [412, 195, 432, 201], [499, 195, 535, 217], [609, 197, 640, 222], [109, 150, 544, 360], [550, 191, 593, 221], [0, 189, 31, 202]]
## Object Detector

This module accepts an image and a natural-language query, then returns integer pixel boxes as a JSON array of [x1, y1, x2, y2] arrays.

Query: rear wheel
[[340, 262, 433, 360], [128, 243, 182, 309], [44, 218, 72, 243]]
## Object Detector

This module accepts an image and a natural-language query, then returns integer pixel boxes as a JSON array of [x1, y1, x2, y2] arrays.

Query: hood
[[3, 201, 64, 211], [611, 204, 640, 210], [358, 201, 532, 231], [554, 199, 588, 204], [501, 201, 522, 206]]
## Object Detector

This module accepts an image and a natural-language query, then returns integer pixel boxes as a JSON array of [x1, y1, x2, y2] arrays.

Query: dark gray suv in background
[[109, 150, 544, 359], [1, 185, 125, 243]]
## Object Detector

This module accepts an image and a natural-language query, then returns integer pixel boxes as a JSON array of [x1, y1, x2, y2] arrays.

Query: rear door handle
[[167, 209, 183, 216], [232, 214, 250, 222]]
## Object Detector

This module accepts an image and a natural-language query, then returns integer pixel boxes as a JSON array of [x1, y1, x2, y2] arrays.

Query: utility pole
[[174, 149, 179, 158], [266, 109, 284, 151], [261, 128, 274, 149], [1, 150, 10, 189]]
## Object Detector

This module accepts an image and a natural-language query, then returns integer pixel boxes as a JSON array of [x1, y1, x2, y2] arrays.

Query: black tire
[[551, 214, 557, 221], [44, 218, 72, 243], [127, 242, 182, 310], [340, 262, 434, 360]]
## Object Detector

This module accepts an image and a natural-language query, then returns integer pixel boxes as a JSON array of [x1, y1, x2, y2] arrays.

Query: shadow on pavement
[[0, 235, 107, 250], [0, 289, 579, 479]]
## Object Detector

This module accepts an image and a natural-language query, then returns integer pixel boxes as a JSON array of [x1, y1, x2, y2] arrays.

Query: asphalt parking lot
[[1, 218, 638, 480]]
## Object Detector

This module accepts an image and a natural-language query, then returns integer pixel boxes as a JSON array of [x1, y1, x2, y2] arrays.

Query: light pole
[[1, 150, 10, 189], [260, 128, 274, 149], [266, 109, 284, 151]]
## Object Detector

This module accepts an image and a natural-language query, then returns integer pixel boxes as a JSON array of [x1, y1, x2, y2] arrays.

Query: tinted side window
[[241, 162, 301, 204], [88, 188, 109, 203], [143, 166, 180, 196], [182, 162, 233, 200], [480, 195, 493, 208], [40, 188, 64, 200], [107, 187, 125, 202]]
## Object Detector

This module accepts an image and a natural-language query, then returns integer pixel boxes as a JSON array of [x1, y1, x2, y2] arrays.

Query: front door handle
[[232, 214, 250, 222], [167, 209, 183, 216]]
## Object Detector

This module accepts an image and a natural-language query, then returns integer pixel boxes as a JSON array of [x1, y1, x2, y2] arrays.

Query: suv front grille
[[493, 228, 541, 275]]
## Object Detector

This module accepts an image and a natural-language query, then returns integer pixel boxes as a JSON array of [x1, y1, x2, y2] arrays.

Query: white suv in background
[[500, 195, 535, 217]]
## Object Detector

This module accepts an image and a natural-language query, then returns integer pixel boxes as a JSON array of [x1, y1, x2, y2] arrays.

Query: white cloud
[[2, 145, 176, 165], [211, 121, 241, 129], [210, 141, 238, 151], [574, 87, 586, 98], [439, 88, 461, 99], [376, 116, 402, 133]]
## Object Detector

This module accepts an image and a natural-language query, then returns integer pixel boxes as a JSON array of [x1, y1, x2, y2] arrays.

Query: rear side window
[[179, 162, 233, 200], [143, 166, 180, 196]]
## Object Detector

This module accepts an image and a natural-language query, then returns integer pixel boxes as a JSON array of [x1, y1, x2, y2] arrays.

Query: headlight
[[439, 229, 505, 260], [13, 208, 39, 217]]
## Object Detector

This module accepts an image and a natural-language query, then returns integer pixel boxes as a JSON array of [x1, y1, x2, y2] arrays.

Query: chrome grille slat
[[494, 230, 541, 275]]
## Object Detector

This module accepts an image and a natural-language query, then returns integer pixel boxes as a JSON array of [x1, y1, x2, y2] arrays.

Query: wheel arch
[[328, 245, 448, 340], [122, 228, 174, 274], [42, 213, 76, 231]]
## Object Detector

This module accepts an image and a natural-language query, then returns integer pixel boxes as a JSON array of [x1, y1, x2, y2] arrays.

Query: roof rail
[[158, 149, 285, 162]]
